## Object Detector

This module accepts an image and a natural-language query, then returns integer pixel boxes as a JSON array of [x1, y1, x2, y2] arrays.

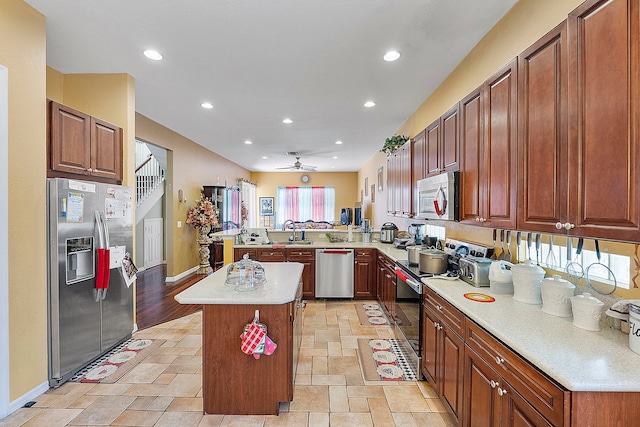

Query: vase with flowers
[[186, 195, 219, 239]]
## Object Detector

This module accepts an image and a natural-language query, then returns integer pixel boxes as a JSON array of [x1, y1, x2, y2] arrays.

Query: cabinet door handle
[[497, 387, 508, 397], [490, 380, 498, 389], [495, 356, 505, 365]]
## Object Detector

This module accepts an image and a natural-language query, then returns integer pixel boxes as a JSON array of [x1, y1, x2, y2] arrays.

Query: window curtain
[[275, 186, 335, 228]]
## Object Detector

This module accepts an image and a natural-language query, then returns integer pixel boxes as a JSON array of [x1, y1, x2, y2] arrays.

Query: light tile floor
[[1, 300, 455, 427]]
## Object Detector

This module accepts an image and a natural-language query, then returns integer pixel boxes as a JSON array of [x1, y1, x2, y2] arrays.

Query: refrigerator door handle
[[99, 212, 110, 300]]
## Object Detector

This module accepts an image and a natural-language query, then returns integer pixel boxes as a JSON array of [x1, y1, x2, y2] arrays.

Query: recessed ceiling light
[[335, 140, 343, 145], [201, 102, 213, 109], [331, 166, 336, 169], [143, 49, 163, 61], [282, 118, 293, 124], [383, 50, 401, 62], [332, 156, 338, 159], [244, 140, 253, 145], [364, 101, 376, 108], [262, 156, 268, 159]]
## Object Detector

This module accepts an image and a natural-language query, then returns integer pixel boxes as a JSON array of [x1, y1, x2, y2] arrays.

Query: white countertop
[[174, 262, 304, 305], [422, 277, 640, 392]]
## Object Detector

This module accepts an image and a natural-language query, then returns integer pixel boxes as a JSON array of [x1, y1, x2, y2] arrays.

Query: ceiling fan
[[276, 156, 317, 171]]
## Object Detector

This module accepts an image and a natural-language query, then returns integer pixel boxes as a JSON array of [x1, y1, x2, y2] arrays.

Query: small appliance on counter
[[393, 231, 414, 249], [340, 207, 353, 225], [442, 238, 494, 286], [459, 256, 492, 287], [361, 218, 371, 243], [380, 222, 398, 243]]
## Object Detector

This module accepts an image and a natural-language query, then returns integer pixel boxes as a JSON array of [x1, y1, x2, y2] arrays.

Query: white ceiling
[[26, 0, 517, 172]]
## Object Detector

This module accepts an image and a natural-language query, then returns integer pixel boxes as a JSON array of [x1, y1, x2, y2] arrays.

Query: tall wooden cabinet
[[517, 22, 568, 234], [48, 100, 122, 183], [412, 130, 426, 216], [287, 248, 316, 299], [354, 249, 376, 299], [566, 0, 640, 241], [459, 87, 484, 224]]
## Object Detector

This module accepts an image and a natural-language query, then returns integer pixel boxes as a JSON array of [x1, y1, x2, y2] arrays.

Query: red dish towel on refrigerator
[[96, 248, 107, 289]]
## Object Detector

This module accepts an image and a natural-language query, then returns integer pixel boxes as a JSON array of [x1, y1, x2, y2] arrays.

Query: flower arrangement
[[186, 195, 219, 228], [380, 134, 409, 155]]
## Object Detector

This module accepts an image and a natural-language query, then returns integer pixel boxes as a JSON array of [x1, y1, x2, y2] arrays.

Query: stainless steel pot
[[407, 246, 422, 266], [380, 222, 398, 243], [419, 248, 449, 274]]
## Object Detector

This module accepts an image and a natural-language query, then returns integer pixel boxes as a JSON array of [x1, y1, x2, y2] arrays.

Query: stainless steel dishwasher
[[315, 248, 354, 298]]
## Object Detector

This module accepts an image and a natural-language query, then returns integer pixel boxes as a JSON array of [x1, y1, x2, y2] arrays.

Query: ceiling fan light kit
[[277, 156, 317, 171]]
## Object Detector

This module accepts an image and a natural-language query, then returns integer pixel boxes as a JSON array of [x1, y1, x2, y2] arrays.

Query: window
[[275, 186, 335, 228], [536, 242, 630, 289]]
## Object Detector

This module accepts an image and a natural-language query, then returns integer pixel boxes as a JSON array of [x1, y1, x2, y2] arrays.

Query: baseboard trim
[[6, 381, 49, 416], [165, 266, 198, 283]]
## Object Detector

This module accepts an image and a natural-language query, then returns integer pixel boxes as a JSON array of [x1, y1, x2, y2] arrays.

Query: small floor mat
[[354, 303, 391, 326], [69, 338, 165, 384], [357, 338, 419, 381]]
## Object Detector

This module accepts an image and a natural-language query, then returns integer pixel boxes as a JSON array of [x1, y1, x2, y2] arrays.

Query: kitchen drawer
[[234, 248, 257, 261], [286, 248, 315, 259], [378, 252, 395, 270], [355, 248, 375, 259], [466, 321, 568, 427], [423, 288, 465, 338], [256, 248, 287, 261]]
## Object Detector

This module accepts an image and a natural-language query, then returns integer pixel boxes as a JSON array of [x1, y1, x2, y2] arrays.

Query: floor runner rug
[[357, 338, 419, 381], [70, 338, 165, 384], [354, 303, 391, 326]]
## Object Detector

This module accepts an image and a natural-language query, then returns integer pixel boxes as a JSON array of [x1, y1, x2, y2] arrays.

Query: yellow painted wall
[[136, 113, 252, 276], [0, 0, 47, 401], [250, 172, 358, 225]]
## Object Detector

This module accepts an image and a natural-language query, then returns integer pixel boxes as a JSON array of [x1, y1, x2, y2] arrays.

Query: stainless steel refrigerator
[[47, 178, 134, 387]]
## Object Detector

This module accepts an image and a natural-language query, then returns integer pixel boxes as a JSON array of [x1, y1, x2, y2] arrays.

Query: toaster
[[458, 257, 492, 287]]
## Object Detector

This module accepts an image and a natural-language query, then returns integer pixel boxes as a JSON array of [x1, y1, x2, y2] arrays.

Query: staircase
[[135, 140, 166, 221]]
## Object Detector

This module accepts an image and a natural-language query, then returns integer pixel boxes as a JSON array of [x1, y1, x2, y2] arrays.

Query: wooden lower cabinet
[[286, 248, 316, 299], [234, 248, 257, 261], [376, 252, 396, 319], [201, 296, 301, 415], [422, 290, 465, 424], [354, 248, 376, 299]]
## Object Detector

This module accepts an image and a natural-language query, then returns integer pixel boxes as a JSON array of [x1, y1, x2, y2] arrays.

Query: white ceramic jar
[[570, 292, 604, 331], [511, 260, 546, 304], [541, 275, 575, 317]]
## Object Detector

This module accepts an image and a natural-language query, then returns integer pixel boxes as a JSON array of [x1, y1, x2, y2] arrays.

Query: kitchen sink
[[268, 240, 314, 245]]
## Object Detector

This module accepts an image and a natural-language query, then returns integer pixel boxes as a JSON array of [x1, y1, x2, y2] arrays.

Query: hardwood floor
[[135, 264, 204, 330]]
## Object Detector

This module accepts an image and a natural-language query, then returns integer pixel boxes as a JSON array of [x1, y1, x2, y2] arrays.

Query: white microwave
[[416, 171, 459, 221]]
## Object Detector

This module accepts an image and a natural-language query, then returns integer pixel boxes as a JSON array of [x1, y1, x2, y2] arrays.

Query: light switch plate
[[177, 221, 182, 228]]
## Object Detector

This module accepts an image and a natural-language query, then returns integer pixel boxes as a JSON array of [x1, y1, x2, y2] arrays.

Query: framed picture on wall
[[377, 167, 383, 192], [365, 177, 369, 196], [259, 197, 274, 216], [371, 185, 376, 203]]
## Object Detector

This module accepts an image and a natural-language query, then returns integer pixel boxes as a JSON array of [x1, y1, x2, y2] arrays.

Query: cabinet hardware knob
[[495, 356, 505, 365], [437, 325, 443, 331], [88, 168, 93, 172], [555, 222, 563, 229], [498, 387, 508, 396], [490, 380, 498, 389], [565, 222, 575, 230]]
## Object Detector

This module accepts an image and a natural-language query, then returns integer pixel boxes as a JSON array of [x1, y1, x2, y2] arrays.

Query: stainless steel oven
[[394, 261, 423, 376], [416, 171, 459, 220]]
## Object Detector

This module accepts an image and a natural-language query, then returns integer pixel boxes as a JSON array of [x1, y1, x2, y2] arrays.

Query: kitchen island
[[175, 262, 304, 415]]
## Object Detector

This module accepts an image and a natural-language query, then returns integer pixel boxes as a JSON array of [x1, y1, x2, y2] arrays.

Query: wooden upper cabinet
[[459, 87, 484, 224], [90, 117, 122, 180], [399, 141, 413, 217], [567, 0, 640, 241], [48, 100, 123, 183], [441, 105, 460, 173], [517, 21, 568, 233], [49, 101, 92, 176], [412, 130, 426, 216], [482, 59, 518, 229], [426, 118, 441, 176]]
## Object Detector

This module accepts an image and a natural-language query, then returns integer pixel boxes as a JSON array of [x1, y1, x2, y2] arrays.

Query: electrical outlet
[[177, 221, 182, 228]]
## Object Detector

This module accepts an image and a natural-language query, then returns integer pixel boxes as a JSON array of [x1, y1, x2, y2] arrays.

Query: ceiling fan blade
[[276, 166, 294, 170], [301, 165, 317, 171]]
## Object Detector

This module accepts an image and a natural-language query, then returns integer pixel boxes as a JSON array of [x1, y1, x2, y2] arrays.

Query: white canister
[[511, 260, 546, 304], [570, 292, 604, 331], [541, 275, 575, 317], [629, 302, 640, 355], [488, 260, 514, 295]]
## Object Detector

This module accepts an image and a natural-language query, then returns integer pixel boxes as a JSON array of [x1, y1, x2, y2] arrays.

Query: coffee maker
[[408, 223, 426, 245]]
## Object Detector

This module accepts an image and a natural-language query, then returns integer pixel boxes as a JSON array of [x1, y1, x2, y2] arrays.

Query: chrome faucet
[[282, 219, 298, 242]]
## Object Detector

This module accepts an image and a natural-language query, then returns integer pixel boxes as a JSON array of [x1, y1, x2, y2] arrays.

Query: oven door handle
[[394, 267, 408, 282], [405, 277, 422, 294]]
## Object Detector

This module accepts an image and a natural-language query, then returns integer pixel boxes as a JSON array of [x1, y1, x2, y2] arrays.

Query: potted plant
[[380, 134, 409, 155]]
